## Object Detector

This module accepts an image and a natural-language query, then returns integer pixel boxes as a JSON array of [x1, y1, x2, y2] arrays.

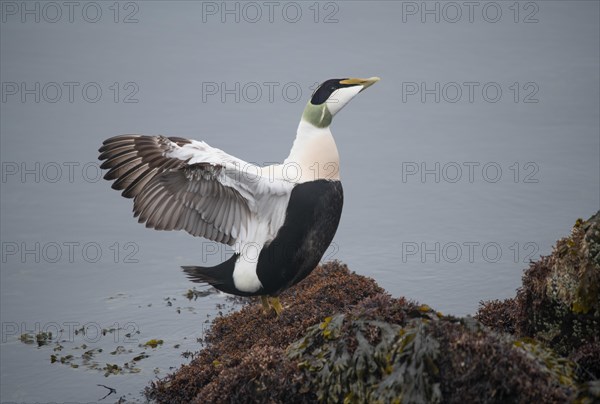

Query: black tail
[[182, 254, 250, 296]]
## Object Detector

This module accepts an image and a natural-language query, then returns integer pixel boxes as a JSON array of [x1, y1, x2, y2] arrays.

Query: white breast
[[270, 120, 340, 183]]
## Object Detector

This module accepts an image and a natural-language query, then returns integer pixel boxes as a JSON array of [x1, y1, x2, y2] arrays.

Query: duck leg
[[268, 297, 283, 316], [260, 296, 283, 316]]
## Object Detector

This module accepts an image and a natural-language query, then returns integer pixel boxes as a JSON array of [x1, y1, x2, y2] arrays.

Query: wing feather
[[98, 134, 292, 247]]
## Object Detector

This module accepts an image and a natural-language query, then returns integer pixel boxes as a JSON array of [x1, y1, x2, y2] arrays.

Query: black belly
[[256, 179, 343, 296]]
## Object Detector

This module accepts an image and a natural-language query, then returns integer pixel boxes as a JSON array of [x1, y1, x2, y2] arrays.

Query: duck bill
[[340, 76, 381, 91]]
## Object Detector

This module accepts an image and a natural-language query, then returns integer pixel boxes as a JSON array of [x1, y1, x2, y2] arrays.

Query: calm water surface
[[1, 1, 598, 402]]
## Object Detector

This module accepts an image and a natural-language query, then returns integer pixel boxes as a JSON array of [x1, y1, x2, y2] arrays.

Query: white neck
[[280, 119, 340, 183]]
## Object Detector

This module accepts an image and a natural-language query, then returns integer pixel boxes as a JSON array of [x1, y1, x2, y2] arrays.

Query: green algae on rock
[[287, 297, 574, 404], [287, 307, 443, 403]]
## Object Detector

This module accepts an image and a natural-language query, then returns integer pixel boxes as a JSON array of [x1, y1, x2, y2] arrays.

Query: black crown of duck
[[98, 77, 380, 315]]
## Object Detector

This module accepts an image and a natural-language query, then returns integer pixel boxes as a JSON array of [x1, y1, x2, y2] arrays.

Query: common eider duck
[[98, 77, 380, 315]]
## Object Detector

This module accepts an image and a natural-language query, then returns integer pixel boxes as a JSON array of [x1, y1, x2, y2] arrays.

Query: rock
[[146, 212, 600, 403], [145, 262, 383, 403], [478, 211, 600, 382], [288, 300, 574, 403]]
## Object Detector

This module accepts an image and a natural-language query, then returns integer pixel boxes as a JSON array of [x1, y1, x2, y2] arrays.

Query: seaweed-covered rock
[[476, 297, 517, 334], [287, 303, 442, 403], [550, 215, 600, 315], [146, 269, 581, 403], [434, 321, 575, 403], [288, 304, 574, 404], [145, 261, 384, 403], [146, 214, 599, 403], [477, 212, 600, 381]]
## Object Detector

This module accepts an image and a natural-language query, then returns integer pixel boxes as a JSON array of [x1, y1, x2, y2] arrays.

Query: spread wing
[[98, 134, 291, 246]]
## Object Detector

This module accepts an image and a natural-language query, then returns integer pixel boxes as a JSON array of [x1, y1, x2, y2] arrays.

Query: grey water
[[1, 1, 598, 402]]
